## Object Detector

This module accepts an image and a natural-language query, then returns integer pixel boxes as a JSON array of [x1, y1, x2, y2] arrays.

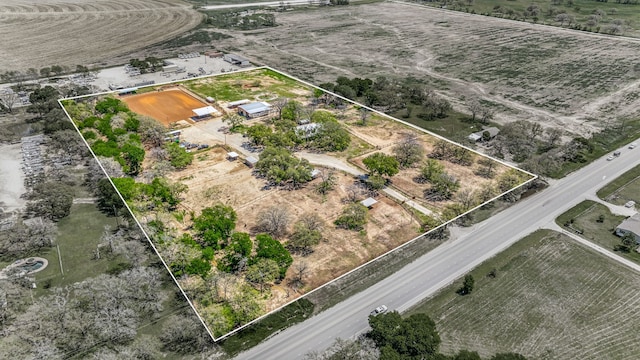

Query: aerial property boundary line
[[58, 65, 536, 342]]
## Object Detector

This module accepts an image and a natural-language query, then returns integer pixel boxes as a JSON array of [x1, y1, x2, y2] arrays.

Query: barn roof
[[239, 102, 271, 114], [192, 106, 218, 117]]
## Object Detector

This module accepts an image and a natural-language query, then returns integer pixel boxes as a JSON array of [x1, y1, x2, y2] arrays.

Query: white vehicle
[[629, 143, 637, 149], [607, 155, 615, 161], [370, 305, 388, 316]]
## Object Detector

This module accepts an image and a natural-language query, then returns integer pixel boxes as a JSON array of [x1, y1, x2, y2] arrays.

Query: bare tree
[[345, 183, 365, 203], [393, 135, 424, 168], [298, 212, 325, 232], [545, 127, 564, 147], [359, 107, 370, 126], [272, 98, 289, 119], [316, 169, 337, 195], [290, 261, 309, 288], [468, 99, 482, 122], [555, 13, 571, 26], [0, 90, 18, 113], [480, 107, 494, 124], [257, 205, 291, 238], [529, 122, 544, 140]]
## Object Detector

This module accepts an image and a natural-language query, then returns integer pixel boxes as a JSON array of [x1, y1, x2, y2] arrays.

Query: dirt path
[[0, 143, 26, 212]]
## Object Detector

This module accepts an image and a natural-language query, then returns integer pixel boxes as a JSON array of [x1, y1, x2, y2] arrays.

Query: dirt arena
[[121, 88, 209, 126]]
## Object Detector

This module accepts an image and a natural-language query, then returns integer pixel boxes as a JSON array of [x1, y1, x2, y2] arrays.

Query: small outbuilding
[[310, 169, 321, 179], [227, 152, 239, 161], [468, 127, 500, 142], [227, 99, 251, 108], [360, 197, 378, 209], [118, 87, 138, 96], [205, 96, 215, 103], [192, 106, 219, 120], [245, 156, 259, 168], [296, 123, 321, 139], [237, 102, 272, 118], [223, 53, 251, 67], [616, 213, 640, 244]]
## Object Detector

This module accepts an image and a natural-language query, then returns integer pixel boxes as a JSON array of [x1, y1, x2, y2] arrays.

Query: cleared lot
[[121, 88, 210, 126], [213, 1, 640, 135]]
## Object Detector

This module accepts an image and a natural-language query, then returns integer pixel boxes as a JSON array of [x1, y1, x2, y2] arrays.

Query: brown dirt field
[[211, 1, 640, 136], [165, 149, 421, 312], [121, 88, 210, 126], [0, 0, 201, 72]]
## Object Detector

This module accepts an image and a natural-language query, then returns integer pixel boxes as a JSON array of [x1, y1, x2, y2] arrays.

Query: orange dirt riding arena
[[121, 88, 209, 126]]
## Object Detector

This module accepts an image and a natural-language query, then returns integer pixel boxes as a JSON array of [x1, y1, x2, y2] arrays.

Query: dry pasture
[[121, 88, 210, 126], [212, 1, 640, 136], [0, 0, 201, 71], [166, 147, 421, 311]]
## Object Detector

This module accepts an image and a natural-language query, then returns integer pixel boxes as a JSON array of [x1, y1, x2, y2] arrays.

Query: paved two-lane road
[[235, 143, 640, 359]]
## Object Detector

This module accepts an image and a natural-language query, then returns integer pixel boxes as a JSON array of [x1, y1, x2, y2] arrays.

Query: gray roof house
[[237, 102, 271, 118], [616, 213, 640, 244], [468, 127, 500, 142], [223, 53, 251, 67]]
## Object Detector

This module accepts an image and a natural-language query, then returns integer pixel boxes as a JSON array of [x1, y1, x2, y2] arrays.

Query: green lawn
[[556, 200, 640, 263], [597, 163, 640, 205], [186, 68, 311, 102], [34, 203, 120, 294], [406, 229, 640, 359]]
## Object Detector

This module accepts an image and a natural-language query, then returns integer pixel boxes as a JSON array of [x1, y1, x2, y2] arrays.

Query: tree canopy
[[368, 312, 441, 359], [193, 204, 237, 249], [363, 152, 399, 177], [256, 146, 313, 188]]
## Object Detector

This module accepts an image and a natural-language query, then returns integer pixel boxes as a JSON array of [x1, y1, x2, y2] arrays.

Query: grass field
[[597, 163, 640, 205], [556, 200, 640, 263], [186, 68, 308, 102], [427, 0, 640, 37], [406, 229, 640, 359], [33, 203, 120, 294]]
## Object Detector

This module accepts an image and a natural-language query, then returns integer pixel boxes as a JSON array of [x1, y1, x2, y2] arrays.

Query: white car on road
[[370, 305, 388, 316], [630, 143, 637, 149]]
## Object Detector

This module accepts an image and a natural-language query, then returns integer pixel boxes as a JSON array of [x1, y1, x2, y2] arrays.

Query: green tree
[[310, 120, 351, 152], [368, 312, 441, 358], [222, 112, 245, 130], [193, 204, 237, 249], [458, 274, 475, 295], [25, 181, 74, 220], [96, 178, 126, 215], [164, 142, 194, 169], [185, 258, 211, 278], [419, 159, 445, 183], [245, 258, 280, 292], [426, 173, 460, 201], [334, 203, 368, 231], [120, 144, 145, 176], [218, 232, 253, 273], [246, 124, 273, 147], [288, 221, 323, 255], [363, 152, 399, 177], [255, 233, 293, 279], [256, 146, 313, 188]]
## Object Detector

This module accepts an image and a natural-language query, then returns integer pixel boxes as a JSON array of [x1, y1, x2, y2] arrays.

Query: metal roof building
[[238, 102, 271, 118], [192, 106, 219, 118], [361, 197, 378, 208]]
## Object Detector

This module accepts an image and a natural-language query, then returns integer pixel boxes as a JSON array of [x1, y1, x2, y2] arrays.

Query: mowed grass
[[186, 68, 310, 101], [406, 229, 640, 359], [556, 200, 640, 263], [597, 163, 640, 206], [34, 203, 119, 294]]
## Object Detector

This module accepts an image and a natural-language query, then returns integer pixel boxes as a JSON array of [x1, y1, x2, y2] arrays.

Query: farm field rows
[[0, 0, 201, 71], [211, 1, 640, 136], [406, 229, 640, 359], [62, 68, 532, 339]]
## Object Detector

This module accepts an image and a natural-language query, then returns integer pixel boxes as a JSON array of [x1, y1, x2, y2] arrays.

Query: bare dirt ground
[[165, 147, 421, 311], [0, 143, 26, 213], [121, 88, 210, 126], [0, 0, 201, 72], [211, 1, 640, 136]]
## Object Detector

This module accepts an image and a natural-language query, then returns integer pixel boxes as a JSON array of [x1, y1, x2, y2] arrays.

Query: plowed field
[[0, 0, 201, 71]]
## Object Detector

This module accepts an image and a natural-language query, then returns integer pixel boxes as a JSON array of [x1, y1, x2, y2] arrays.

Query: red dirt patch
[[121, 88, 209, 126]]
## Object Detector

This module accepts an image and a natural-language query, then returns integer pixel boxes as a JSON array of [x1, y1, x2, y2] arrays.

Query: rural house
[[295, 123, 321, 139], [237, 102, 272, 118], [468, 127, 500, 142], [615, 213, 640, 244]]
